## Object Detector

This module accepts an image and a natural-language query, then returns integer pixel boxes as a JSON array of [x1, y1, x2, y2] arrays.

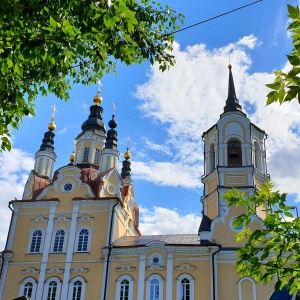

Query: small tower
[[121, 139, 132, 185], [199, 65, 269, 245], [99, 103, 120, 173], [33, 107, 57, 179], [73, 87, 106, 167]]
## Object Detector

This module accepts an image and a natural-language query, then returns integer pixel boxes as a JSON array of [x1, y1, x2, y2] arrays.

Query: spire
[[121, 138, 132, 184], [34, 107, 57, 179], [223, 65, 244, 114], [99, 102, 120, 173]]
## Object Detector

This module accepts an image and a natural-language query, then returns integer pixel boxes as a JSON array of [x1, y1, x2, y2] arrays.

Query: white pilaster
[[36, 204, 57, 299], [0, 253, 13, 299], [166, 253, 173, 300], [137, 254, 146, 299], [60, 203, 80, 299]]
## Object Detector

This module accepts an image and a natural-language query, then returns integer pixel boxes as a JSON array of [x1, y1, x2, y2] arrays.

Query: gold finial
[[70, 150, 75, 162], [124, 137, 131, 160], [93, 80, 103, 105], [48, 105, 58, 131], [228, 64, 232, 69]]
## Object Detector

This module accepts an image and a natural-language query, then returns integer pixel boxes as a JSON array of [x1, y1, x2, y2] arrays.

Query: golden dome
[[70, 151, 75, 162], [93, 91, 103, 105], [124, 148, 131, 160], [48, 117, 56, 131]]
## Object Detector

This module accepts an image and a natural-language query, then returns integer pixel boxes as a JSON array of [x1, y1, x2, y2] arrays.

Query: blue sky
[[1, 0, 299, 249]]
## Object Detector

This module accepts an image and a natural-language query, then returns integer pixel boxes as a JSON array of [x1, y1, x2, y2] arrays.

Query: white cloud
[[132, 161, 201, 188], [134, 35, 300, 200], [143, 138, 172, 156], [139, 206, 201, 235], [0, 149, 34, 251], [237, 34, 261, 49]]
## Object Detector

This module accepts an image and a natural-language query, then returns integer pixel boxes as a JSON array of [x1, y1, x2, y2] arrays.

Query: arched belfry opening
[[227, 139, 242, 166]]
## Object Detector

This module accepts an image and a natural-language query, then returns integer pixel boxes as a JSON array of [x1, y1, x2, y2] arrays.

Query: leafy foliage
[[266, 4, 300, 106], [0, 0, 184, 151], [223, 181, 300, 295]]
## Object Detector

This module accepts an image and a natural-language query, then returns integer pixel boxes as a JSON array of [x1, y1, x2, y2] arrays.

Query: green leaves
[[266, 4, 300, 106], [0, 0, 184, 152], [223, 181, 300, 295]]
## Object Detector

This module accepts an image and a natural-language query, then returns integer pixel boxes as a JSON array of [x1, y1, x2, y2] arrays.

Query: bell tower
[[199, 65, 269, 244]]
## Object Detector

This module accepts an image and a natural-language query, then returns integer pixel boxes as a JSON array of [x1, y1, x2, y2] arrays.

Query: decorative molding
[[53, 215, 71, 230], [116, 264, 136, 272], [12, 201, 58, 209], [46, 266, 64, 274], [77, 214, 95, 232], [146, 264, 165, 271], [71, 266, 89, 273], [22, 267, 40, 274], [30, 215, 48, 232], [72, 199, 117, 206], [175, 263, 196, 271]]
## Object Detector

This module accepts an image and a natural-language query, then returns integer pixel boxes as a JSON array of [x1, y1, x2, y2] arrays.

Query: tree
[[222, 181, 300, 295], [0, 0, 184, 151], [267, 4, 300, 106]]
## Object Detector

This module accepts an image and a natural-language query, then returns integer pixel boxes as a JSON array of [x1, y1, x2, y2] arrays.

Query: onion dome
[[124, 147, 131, 160], [93, 91, 103, 106], [48, 117, 56, 131], [70, 150, 75, 162], [108, 114, 117, 129]]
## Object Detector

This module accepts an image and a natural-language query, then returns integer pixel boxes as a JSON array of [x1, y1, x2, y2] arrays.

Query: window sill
[[74, 252, 90, 255], [27, 252, 42, 256], [50, 252, 66, 255]]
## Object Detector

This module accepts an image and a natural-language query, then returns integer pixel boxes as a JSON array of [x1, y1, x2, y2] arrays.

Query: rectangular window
[[94, 149, 101, 164], [83, 147, 89, 162]]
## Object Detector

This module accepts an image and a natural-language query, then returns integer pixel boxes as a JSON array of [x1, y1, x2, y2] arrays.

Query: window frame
[[115, 274, 134, 300], [83, 147, 90, 162], [28, 228, 45, 254], [19, 277, 37, 299], [176, 274, 194, 300], [146, 274, 163, 300], [51, 228, 67, 253], [75, 227, 91, 253], [94, 148, 101, 164], [68, 276, 86, 300], [43, 277, 62, 300]]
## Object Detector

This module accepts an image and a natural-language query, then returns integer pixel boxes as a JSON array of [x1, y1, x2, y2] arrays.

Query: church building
[[0, 66, 278, 299]]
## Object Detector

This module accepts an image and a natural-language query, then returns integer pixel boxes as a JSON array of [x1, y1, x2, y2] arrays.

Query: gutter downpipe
[[103, 200, 118, 300], [212, 245, 221, 300]]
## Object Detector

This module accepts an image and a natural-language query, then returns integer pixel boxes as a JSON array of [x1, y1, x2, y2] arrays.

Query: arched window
[[68, 276, 86, 300], [238, 277, 256, 300], [227, 139, 242, 166], [177, 274, 194, 300], [43, 277, 61, 300], [52, 229, 66, 252], [28, 229, 44, 253], [115, 275, 134, 300], [19, 277, 37, 299], [47, 281, 58, 300], [146, 274, 163, 300], [76, 228, 91, 252]]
